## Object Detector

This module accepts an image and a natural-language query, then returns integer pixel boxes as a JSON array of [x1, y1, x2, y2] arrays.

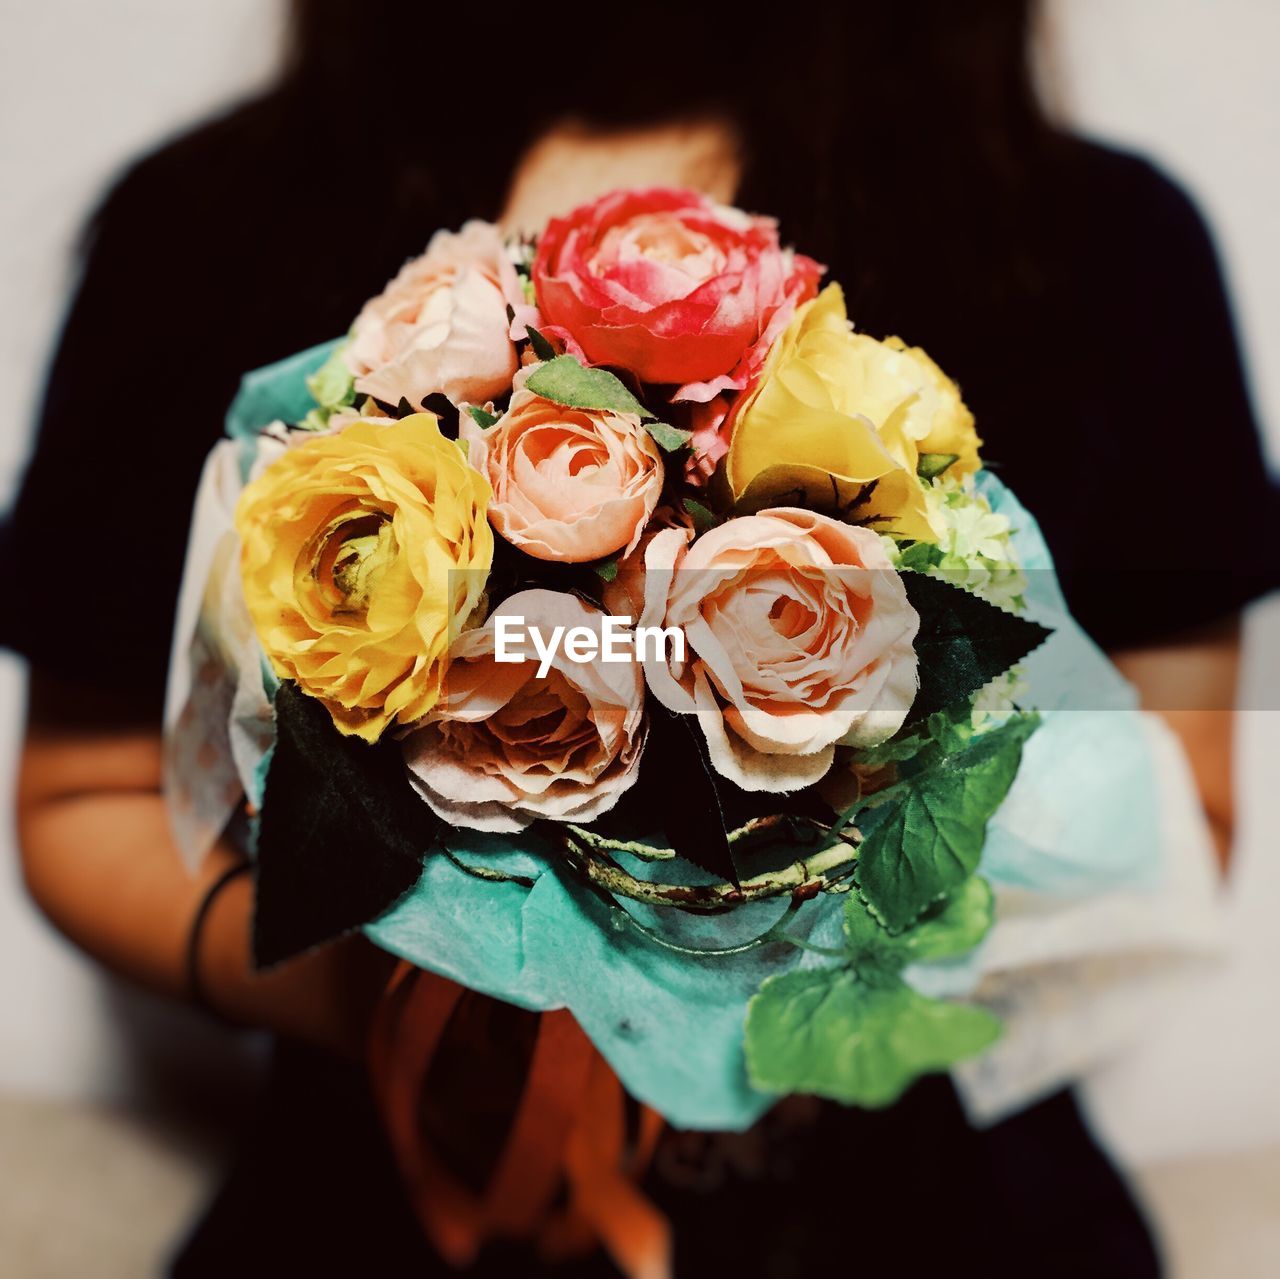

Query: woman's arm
[[1110, 616, 1241, 871], [16, 678, 392, 1053]]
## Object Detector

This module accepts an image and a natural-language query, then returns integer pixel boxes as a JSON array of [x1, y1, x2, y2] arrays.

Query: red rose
[[531, 187, 821, 399]]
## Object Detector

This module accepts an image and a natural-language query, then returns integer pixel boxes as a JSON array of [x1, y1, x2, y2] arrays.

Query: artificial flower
[[235, 414, 493, 741], [725, 284, 981, 541], [625, 507, 919, 791], [532, 187, 820, 396], [347, 221, 525, 410], [886, 477, 1027, 612], [462, 388, 664, 562], [403, 590, 645, 831]]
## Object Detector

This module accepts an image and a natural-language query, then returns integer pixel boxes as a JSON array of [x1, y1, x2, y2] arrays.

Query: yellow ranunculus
[[725, 284, 981, 542], [236, 414, 493, 742]]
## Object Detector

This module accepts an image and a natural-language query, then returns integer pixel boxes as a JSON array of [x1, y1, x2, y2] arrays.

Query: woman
[[7, 1, 1274, 1273]]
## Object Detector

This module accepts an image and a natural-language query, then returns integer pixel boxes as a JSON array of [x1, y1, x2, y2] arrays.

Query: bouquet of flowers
[[165, 188, 1204, 1154]]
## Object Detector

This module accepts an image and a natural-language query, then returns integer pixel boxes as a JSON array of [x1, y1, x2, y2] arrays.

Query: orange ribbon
[[368, 963, 671, 1278]]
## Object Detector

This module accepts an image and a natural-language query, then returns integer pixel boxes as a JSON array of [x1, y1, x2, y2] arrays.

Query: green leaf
[[254, 684, 437, 968], [744, 966, 1000, 1107], [594, 556, 620, 583], [305, 342, 355, 412], [917, 452, 959, 480], [524, 355, 653, 421], [892, 540, 944, 573], [645, 421, 693, 452], [683, 498, 717, 534], [854, 715, 1036, 930], [466, 404, 500, 429], [843, 872, 993, 969], [904, 572, 1050, 723], [875, 875, 995, 963], [853, 699, 975, 770], [525, 325, 558, 362]]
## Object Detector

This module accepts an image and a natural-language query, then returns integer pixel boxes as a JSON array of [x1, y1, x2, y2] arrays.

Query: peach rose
[[403, 590, 646, 831], [626, 508, 919, 791], [347, 221, 523, 410], [461, 388, 664, 562]]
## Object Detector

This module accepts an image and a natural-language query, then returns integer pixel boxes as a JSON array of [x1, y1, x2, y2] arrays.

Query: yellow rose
[[879, 336, 982, 479], [236, 414, 493, 742], [725, 284, 981, 542]]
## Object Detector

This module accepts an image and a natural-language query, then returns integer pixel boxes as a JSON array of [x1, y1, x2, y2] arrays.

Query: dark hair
[[283, 0, 1060, 326]]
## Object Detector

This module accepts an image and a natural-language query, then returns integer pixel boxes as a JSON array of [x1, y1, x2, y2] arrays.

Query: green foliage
[[303, 342, 356, 420], [903, 572, 1050, 723], [525, 325, 558, 362], [253, 684, 437, 968], [521, 355, 693, 452], [524, 355, 652, 420], [466, 404, 500, 429], [744, 878, 998, 1107], [683, 498, 718, 534], [644, 420, 694, 452], [853, 714, 1037, 930]]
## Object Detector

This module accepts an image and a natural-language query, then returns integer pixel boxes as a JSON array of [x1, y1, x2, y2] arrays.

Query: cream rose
[[461, 388, 664, 562], [403, 590, 646, 831], [347, 221, 523, 410], [626, 508, 919, 791]]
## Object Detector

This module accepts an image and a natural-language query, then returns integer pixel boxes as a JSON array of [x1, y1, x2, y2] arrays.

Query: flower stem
[[558, 833, 859, 913]]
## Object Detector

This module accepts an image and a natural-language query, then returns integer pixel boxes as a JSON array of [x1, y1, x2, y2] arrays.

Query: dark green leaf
[[744, 965, 1000, 1107], [683, 498, 717, 535], [524, 355, 653, 420], [854, 715, 1037, 930], [525, 325, 558, 362], [253, 683, 437, 968], [904, 572, 1050, 723], [465, 404, 500, 430], [641, 704, 737, 884], [594, 556, 620, 583]]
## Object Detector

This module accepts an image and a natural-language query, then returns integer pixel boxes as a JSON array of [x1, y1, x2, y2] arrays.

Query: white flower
[[883, 476, 1028, 612]]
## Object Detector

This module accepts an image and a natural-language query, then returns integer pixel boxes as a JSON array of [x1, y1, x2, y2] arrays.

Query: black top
[[5, 94, 1276, 1277]]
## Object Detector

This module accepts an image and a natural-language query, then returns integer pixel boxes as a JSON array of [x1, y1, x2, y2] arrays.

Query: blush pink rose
[[461, 388, 664, 562], [531, 188, 821, 399], [625, 508, 919, 792], [347, 221, 524, 410], [402, 590, 645, 831], [684, 395, 732, 486]]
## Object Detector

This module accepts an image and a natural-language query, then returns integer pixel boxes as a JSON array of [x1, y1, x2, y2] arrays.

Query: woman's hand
[[15, 676, 393, 1055], [1111, 615, 1241, 872]]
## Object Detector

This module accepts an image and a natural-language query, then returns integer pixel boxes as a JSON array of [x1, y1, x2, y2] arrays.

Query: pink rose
[[684, 395, 732, 486], [531, 188, 821, 399], [347, 221, 523, 409], [625, 508, 919, 792], [403, 590, 646, 831], [461, 388, 664, 562]]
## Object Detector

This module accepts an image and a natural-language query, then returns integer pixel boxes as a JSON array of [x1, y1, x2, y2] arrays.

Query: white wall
[[0, 0, 1277, 1154], [0, 0, 281, 1100]]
